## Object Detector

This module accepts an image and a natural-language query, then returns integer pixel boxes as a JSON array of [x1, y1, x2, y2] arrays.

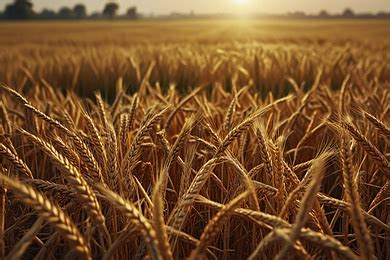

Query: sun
[[233, 0, 249, 6]]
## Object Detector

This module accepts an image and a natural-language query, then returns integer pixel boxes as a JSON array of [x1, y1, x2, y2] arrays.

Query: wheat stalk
[[188, 191, 250, 259], [197, 195, 357, 259], [276, 157, 325, 259], [20, 129, 110, 248], [341, 134, 375, 260], [97, 185, 160, 260], [0, 143, 33, 178], [0, 173, 91, 259]]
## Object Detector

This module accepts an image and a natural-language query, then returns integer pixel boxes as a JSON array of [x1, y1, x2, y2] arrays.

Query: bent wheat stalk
[[97, 185, 160, 260], [0, 173, 91, 259], [20, 129, 111, 249], [276, 157, 325, 259], [341, 135, 375, 260], [188, 191, 250, 259]]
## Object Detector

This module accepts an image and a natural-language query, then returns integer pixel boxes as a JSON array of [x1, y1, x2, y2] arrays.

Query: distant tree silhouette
[[126, 7, 137, 19], [376, 11, 390, 18], [90, 12, 102, 19], [73, 4, 87, 19], [58, 7, 74, 19], [103, 2, 119, 19], [319, 10, 330, 18], [342, 8, 355, 18], [4, 0, 34, 20], [40, 8, 56, 19], [287, 11, 306, 18]]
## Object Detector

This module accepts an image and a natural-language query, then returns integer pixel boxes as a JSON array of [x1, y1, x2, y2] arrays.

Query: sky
[[0, 0, 389, 15]]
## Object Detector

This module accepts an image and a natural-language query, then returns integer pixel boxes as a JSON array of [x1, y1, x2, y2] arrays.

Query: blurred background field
[[1, 19, 389, 97]]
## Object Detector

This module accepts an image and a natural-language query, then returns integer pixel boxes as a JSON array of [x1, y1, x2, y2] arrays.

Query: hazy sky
[[1, 0, 389, 15]]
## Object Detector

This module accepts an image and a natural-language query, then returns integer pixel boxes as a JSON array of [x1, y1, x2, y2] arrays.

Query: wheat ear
[[97, 185, 160, 260], [0, 143, 33, 178], [363, 111, 390, 138], [318, 193, 390, 232], [188, 191, 250, 259], [0, 173, 91, 259], [168, 157, 220, 230], [152, 176, 174, 260], [276, 157, 325, 259], [164, 85, 204, 129], [20, 129, 110, 247], [344, 121, 390, 175], [197, 196, 357, 259], [3, 85, 105, 184], [0, 102, 12, 134], [341, 134, 375, 260]]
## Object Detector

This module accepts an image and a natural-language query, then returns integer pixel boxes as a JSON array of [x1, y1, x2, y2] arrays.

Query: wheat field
[[0, 20, 389, 259]]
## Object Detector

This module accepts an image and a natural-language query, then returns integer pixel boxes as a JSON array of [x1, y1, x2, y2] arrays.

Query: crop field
[[0, 19, 389, 259]]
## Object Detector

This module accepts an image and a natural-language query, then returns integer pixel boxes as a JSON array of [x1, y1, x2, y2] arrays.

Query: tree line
[[1, 0, 389, 20], [0, 0, 138, 20], [285, 8, 390, 19]]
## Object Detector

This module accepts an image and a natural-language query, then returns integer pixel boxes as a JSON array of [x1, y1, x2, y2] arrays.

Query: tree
[[376, 11, 390, 19], [90, 12, 102, 19], [342, 8, 355, 18], [58, 7, 74, 19], [40, 8, 56, 19], [4, 0, 34, 20], [319, 10, 330, 18], [287, 11, 306, 18], [73, 4, 87, 19], [103, 2, 119, 19], [126, 7, 137, 19]]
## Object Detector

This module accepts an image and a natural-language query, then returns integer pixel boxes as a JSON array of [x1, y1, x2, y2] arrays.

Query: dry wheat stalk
[[97, 185, 160, 260], [168, 158, 220, 230], [0, 143, 33, 178], [276, 157, 325, 259], [317, 193, 390, 232], [152, 177, 174, 260], [95, 93, 110, 131], [164, 85, 204, 129], [341, 134, 375, 260], [0, 102, 12, 134], [106, 125, 120, 192], [222, 96, 237, 134], [344, 120, 390, 175], [0, 173, 91, 259], [82, 111, 107, 167], [122, 106, 169, 172], [118, 113, 130, 144], [19, 100, 106, 184], [248, 228, 310, 260], [128, 93, 138, 131], [254, 123, 274, 183], [7, 217, 44, 259], [248, 230, 279, 259], [197, 195, 358, 259], [3, 87, 106, 184], [20, 129, 110, 248], [188, 191, 250, 259], [369, 180, 389, 211], [363, 111, 390, 138], [215, 95, 292, 157], [50, 135, 81, 168], [0, 169, 5, 259]]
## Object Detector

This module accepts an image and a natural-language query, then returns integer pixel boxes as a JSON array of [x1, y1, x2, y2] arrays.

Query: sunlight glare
[[233, 0, 249, 6]]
